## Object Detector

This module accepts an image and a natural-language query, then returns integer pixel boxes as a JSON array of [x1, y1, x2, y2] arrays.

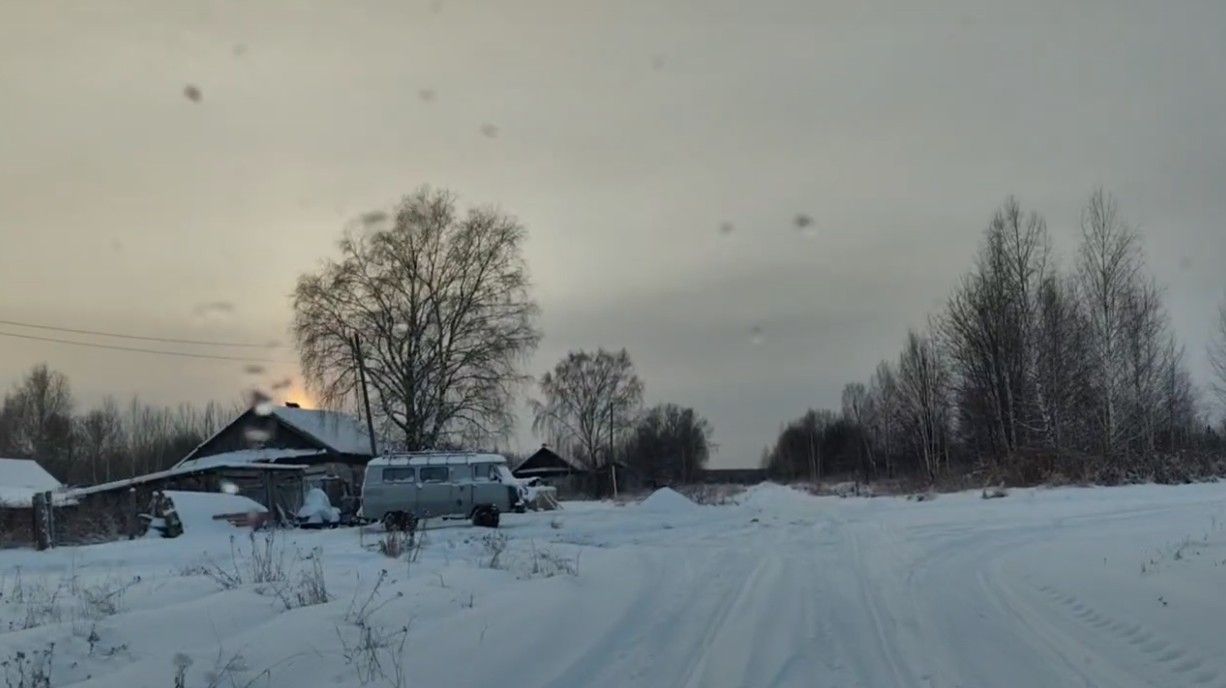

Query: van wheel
[[472, 506, 500, 528]]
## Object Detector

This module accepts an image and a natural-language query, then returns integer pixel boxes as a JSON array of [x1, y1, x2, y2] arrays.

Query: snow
[[0, 457, 62, 507], [270, 407, 374, 455], [176, 448, 325, 470], [296, 488, 340, 526], [638, 486, 698, 513], [1, 482, 1225, 687], [163, 491, 267, 537]]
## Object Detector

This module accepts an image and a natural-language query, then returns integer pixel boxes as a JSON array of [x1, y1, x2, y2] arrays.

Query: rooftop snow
[[176, 448, 326, 471], [0, 458, 63, 507], [271, 407, 375, 455], [369, 453, 507, 467], [0, 458, 62, 491]]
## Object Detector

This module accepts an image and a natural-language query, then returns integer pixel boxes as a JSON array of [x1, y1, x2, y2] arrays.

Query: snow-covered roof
[[514, 446, 585, 474], [176, 448, 325, 471], [0, 458, 64, 507], [369, 452, 507, 467], [270, 407, 375, 455], [0, 458, 61, 491]]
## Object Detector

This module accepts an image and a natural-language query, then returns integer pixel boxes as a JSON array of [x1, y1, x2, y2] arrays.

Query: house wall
[[0, 508, 35, 548], [0, 467, 305, 549]]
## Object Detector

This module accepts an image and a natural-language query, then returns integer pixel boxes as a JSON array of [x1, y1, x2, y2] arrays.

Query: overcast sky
[[2, 1, 1224, 467]]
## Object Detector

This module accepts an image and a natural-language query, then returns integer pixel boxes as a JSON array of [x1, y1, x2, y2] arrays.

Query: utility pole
[[808, 427, 818, 484], [352, 333, 379, 457], [608, 400, 618, 498]]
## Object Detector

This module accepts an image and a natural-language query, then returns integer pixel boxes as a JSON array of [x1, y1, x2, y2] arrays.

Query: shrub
[[1, 643, 54, 688]]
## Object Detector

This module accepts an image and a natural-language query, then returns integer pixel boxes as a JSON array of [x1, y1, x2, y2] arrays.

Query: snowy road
[[3, 483, 1225, 687]]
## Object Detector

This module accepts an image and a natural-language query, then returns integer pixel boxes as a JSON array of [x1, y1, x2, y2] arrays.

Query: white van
[[361, 453, 521, 530]]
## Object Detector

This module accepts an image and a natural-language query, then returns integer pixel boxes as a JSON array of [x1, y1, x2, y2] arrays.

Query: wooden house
[[174, 404, 379, 513], [512, 445, 591, 499]]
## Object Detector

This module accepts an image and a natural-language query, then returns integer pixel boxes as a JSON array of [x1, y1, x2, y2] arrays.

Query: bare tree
[[531, 349, 644, 469], [0, 364, 75, 479], [939, 198, 1049, 462], [77, 397, 124, 484], [896, 330, 951, 481], [1077, 189, 1141, 458], [1120, 278, 1169, 456], [1211, 296, 1226, 414], [1157, 339, 1198, 451], [841, 383, 874, 477], [1032, 275, 1093, 459], [867, 361, 902, 477], [622, 403, 711, 484], [293, 187, 541, 450]]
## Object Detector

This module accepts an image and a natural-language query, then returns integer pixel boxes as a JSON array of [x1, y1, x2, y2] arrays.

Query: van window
[[419, 466, 449, 483], [472, 464, 499, 481], [382, 467, 414, 482]]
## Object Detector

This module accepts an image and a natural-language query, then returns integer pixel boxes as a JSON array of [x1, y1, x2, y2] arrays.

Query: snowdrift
[[164, 490, 266, 537], [297, 488, 341, 526]]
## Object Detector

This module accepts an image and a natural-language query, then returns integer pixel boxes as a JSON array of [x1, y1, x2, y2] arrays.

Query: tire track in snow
[[1035, 584, 1224, 687]]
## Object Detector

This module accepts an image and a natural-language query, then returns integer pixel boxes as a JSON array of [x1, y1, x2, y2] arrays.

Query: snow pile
[[164, 490, 266, 536], [638, 487, 698, 513], [297, 488, 341, 526]]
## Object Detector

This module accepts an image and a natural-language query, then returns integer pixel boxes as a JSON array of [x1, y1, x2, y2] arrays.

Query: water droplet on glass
[[232, 44, 247, 58], [243, 424, 273, 444], [264, 340, 282, 349], [718, 221, 734, 237], [418, 88, 436, 102], [109, 239, 123, 252], [480, 123, 499, 138], [749, 325, 766, 346], [794, 214, 817, 238], [219, 480, 239, 495], [247, 389, 273, 413], [429, 0, 444, 12], [243, 364, 265, 376], [650, 55, 665, 71], [1178, 256, 1193, 271], [361, 211, 389, 227], [192, 301, 235, 321], [271, 377, 293, 391], [183, 84, 202, 103]]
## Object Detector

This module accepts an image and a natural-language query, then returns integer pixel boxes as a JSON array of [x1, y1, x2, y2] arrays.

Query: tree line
[[0, 364, 237, 486], [766, 191, 1226, 486]]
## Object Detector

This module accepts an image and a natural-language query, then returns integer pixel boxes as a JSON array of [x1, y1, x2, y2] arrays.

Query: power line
[[0, 330, 291, 363], [0, 318, 284, 349]]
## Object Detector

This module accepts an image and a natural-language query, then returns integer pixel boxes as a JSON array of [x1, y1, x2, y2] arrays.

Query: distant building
[[512, 445, 647, 498], [512, 445, 590, 499], [697, 468, 767, 485]]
